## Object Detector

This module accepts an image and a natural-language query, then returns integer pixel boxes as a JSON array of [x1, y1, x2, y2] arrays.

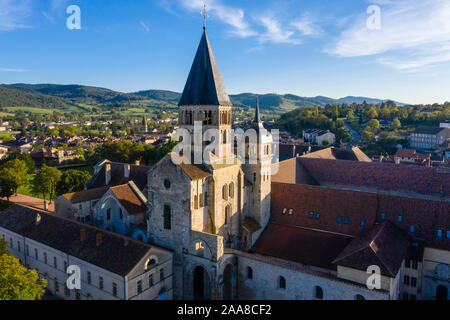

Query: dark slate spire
[[254, 96, 261, 123], [252, 96, 264, 131], [179, 30, 232, 106]]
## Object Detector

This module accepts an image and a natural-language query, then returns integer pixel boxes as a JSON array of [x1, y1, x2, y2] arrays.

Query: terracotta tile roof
[[301, 147, 372, 162], [271, 182, 450, 251], [110, 184, 147, 215], [298, 157, 450, 197], [168, 153, 212, 180], [394, 149, 430, 159], [0, 204, 159, 276], [333, 221, 410, 277], [252, 223, 354, 270], [272, 158, 319, 185], [63, 186, 109, 204]]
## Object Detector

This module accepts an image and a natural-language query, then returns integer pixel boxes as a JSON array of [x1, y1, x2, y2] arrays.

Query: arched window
[[199, 194, 204, 207], [163, 204, 171, 230], [229, 182, 234, 199], [222, 184, 228, 200], [224, 205, 231, 225], [145, 258, 157, 271], [315, 286, 323, 299], [194, 195, 198, 209], [355, 294, 365, 300], [247, 267, 253, 280], [279, 276, 286, 289]]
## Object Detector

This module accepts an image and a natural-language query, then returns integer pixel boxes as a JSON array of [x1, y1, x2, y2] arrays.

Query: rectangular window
[[404, 275, 410, 285], [137, 280, 142, 294], [149, 274, 154, 287], [34, 248, 38, 260], [405, 259, 411, 268], [447, 231, 450, 239], [44, 252, 48, 264], [112, 282, 117, 297], [53, 257, 58, 269], [308, 212, 314, 219], [360, 220, 365, 228], [410, 225, 415, 233], [107, 208, 111, 221], [17, 241, 21, 252], [87, 271, 92, 285], [411, 260, 418, 270], [9, 238, 12, 247], [437, 229, 443, 238], [344, 217, 349, 225], [411, 277, 417, 288], [380, 213, 386, 221], [99, 276, 104, 290], [398, 215, 403, 223], [54, 279, 59, 294], [163, 205, 171, 230], [64, 261, 68, 272], [65, 284, 70, 297], [315, 213, 320, 220], [160, 268, 164, 281], [26, 245, 29, 256]]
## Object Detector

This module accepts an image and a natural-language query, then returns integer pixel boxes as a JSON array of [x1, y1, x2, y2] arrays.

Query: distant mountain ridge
[[0, 83, 405, 113]]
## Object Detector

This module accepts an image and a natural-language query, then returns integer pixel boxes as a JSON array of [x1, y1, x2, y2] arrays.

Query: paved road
[[1, 194, 54, 212], [344, 120, 362, 144]]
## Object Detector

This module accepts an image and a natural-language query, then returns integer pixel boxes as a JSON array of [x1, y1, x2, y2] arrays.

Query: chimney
[[80, 228, 87, 242], [105, 163, 111, 185], [124, 164, 130, 179], [36, 214, 42, 226], [96, 233, 103, 246]]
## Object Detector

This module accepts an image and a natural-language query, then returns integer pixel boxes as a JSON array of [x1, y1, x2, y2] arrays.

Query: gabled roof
[[110, 183, 147, 215], [0, 204, 160, 276], [301, 147, 372, 162], [333, 221, 410, 277], [63, 186, 109, 204], [179, 30, 231, 106], [252, 223, 354, 270]]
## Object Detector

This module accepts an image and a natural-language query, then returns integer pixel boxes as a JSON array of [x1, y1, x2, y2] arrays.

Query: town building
[[303, 129, 336, 146], [409, 127, 450, 151], [0, 204, 173, 300]]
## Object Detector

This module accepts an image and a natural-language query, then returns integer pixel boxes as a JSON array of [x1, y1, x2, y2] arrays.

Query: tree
[[0, 168, 19, 200], [56, 170, 91, 195], [367, 119, 380, 131], [2, 151, 35, 174], [362, 129, 375, 143], [33, 165, 62, 203], [392, 118, 401, 130], [346, 110, 355, 121], [365, 107, 378, 119], [0, 239, 47, 300], [3, 159, 28, 187], [322, 140, 330, 146]]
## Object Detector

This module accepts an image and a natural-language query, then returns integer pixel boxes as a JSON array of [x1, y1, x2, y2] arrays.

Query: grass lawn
[[17, 174, 50, 200]]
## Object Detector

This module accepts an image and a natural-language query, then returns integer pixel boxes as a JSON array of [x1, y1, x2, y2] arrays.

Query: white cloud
[[330, 0, 450, 70], [140, 21, 150, 32], [291, 14, 322, 37], [180, 0, 257, 38], [0, 0, 31, 31], [256, 15, 301, 45], [0, 68, 31, 72]]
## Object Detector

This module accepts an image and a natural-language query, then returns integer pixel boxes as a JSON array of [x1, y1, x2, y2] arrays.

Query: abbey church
[[1, 27, 448, 301]]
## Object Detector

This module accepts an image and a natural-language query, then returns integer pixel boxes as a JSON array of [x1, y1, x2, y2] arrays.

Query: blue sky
[[1, 0, 450, 104]]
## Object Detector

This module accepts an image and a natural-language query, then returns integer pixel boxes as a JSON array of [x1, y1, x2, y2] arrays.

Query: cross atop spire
[[201, 2, 209, 30]]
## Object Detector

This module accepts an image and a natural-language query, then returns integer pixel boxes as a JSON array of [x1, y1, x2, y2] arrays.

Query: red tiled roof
[[333, 221, 410, 277], [0, 204, 158, 276], [394, 149, 430, 159], [271, 182, 450, 251], [110, 184, 147, 215], [252, 223, 354, 270], [298, 157, 449, 197]]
